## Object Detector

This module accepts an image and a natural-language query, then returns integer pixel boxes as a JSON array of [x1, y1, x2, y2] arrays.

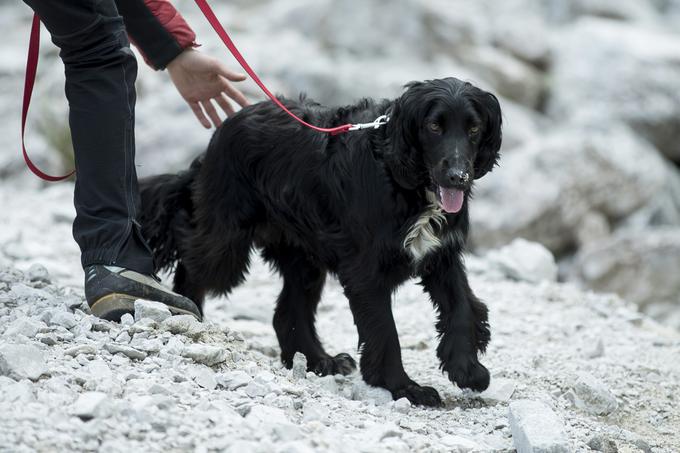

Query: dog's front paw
[[312, 353, 357, 376], [444, 358, 490, 392], [392, 383, 442, 407]]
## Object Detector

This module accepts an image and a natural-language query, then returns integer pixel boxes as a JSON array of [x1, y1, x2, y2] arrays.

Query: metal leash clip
[[348, 114, 390, 131]]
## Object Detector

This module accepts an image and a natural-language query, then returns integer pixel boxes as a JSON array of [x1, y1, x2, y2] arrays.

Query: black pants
[[23, 0, 154, 275]]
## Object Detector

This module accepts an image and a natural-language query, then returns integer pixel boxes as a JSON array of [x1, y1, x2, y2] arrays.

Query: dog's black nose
[[446, 169, 470, 186]]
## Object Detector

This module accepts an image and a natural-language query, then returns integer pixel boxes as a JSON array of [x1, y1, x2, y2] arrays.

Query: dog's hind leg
[[177, 226, 254, 314], [263, 245, 356, 376], [173, 262, 207, 314]]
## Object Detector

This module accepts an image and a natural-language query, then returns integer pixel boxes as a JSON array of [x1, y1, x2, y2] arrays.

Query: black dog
[[140, 77, 502, 406]]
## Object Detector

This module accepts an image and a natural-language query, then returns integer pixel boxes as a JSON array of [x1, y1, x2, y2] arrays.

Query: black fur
[[140, 77, 502, 406]]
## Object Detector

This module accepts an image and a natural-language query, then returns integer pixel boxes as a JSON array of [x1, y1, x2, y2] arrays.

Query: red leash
[[22, 14, 75, 181], [23, 3, 389, 181], [193, 0, 356, 136]]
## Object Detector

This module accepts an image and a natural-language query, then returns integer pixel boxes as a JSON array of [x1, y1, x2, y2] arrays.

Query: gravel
[[572, 372, 619, 416], [0, 343, 47, 381], [134, 300, 172, 323], [291, 351, 307, 380], [508, 400, 570, 453], [72, 392, 111, 421], [0, 244, 677, 451]]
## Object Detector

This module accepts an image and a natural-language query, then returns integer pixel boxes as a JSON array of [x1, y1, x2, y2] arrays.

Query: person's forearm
[[115, 0, 197, 70]]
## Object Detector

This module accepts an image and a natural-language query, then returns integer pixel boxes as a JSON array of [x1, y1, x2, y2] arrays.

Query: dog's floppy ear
[[382, 81, 431, 190], [472, 90, 502, 179]]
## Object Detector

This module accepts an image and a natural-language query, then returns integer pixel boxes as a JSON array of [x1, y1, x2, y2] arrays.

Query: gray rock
[[585, 339, 605, 359], [120, 313, 134, 326], [161, 335, 184, 355], [457, 46, 545, 108], [134, 300, 172, 323], [72, 392, 110, 421], [587, 435, 619, 453], [246, 405, 301, 441], [480, 378, 517, 404], [161, 315, 205, 337], [64, 344, 98, 357], [316, 375, 339, 395], [508, 400, 570, 453], [392, 397, 411, 414], [572, 373, 618, 415], [485, 239, 558, 283], [548, 18, 680, 163], [36, 333, 58, 346], [575, 212, 611, 248], [471, 123, 679, 254], [129, 337, 162, 353], [575, 228, 680, 327], [490, 15, 550, 67], [216, 370, 251, 390], [543, 0, 660, 24], [633, 439, 653, 453], [291, 352, 307, 380], [244, 380, 269, 397], [3, 317, 45, 338], [26, 264, 50, 283], [181, 344, 228, 366], [104, 343, 147, 361], [11, 283, 49, 300], [115, 331, 131, 344], [191, 365, 217, 390], [497, 101, 545, 152], [0, 379, 35, 403], [84, 359, 112, 381], [48, 311, 77, 330], [302, 401, 330, 424], [128, 318, 157, 334], [0, 343, 47, 381]]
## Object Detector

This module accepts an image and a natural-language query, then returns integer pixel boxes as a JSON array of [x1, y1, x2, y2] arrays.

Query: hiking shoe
[[84, 265, 202, 322]]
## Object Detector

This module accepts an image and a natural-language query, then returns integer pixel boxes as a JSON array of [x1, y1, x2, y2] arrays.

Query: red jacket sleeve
[[115, 0, 198, 70]]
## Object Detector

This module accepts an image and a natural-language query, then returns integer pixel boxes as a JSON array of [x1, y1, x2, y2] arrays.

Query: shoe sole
[[90, 293, 202, 322]]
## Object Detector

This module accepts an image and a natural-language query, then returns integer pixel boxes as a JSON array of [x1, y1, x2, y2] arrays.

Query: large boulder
[[547, 18, 680, 163], [497, 100, 545, 152], [457, 46, 545, 108], [470, 122, 680, 253], [489, 12, 551, 68], [541, 0, 660, 23], [573, 227, 680, 328]]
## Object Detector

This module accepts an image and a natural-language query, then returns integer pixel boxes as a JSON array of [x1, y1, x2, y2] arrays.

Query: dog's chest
[[402, 204, 464, 262]]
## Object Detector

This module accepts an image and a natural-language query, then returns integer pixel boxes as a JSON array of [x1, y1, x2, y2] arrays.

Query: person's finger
[[221, 78, 250, 107], [201, 99, 222, 128], [215, 93, 236, 117], [214, 59, 247, 82], [189, 101, 211, 129]]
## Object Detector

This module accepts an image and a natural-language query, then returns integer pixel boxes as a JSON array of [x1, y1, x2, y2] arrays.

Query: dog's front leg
[[420, 252, 491, 392], [346, 286, 442, 407]]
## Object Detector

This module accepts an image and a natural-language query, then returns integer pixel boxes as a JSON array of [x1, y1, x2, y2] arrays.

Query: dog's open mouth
[[437, 186, 465, 213]]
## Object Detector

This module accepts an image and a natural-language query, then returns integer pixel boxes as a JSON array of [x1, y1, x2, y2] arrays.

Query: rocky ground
[[1, 184, 680, 452]]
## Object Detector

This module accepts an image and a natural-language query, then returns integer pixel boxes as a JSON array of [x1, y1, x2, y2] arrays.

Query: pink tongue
[[439, 187, 464, 213]]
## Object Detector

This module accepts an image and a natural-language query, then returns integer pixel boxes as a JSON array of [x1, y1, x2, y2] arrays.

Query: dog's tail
[[139, 159, 201, 272]]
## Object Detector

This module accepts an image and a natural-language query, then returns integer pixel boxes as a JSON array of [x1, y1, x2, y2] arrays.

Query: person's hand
[[167, 48, 250, 128]]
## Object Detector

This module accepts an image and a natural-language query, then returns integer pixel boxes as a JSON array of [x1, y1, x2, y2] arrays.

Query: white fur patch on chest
[[403, 191, 463, 262]]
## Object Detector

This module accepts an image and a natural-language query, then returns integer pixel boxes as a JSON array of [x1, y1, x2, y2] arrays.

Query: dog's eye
[[428, 122, 442, 133], [469, 126, 480, 135]]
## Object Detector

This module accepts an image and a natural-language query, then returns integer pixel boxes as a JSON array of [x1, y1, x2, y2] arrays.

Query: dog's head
[[386, 78, 502, 213]]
